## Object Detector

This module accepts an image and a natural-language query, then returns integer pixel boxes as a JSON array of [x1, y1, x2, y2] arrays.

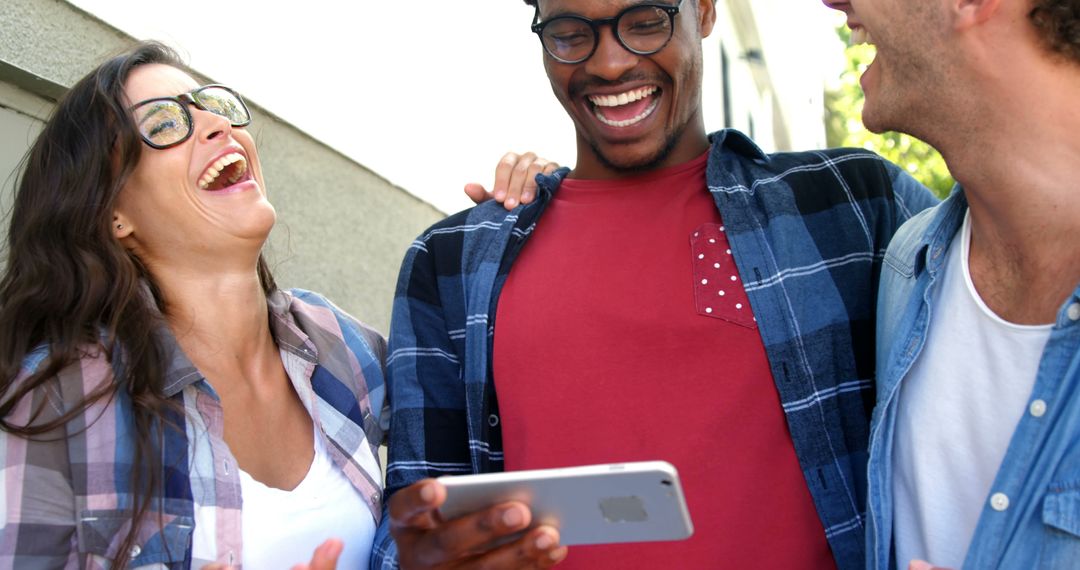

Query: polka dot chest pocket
[[690, 223, 757, 329]]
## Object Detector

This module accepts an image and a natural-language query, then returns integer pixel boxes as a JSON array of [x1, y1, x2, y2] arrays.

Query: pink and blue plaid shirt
[[1, 289, 388, 569]]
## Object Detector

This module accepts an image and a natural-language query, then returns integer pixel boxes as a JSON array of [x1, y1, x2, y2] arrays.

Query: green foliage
[[825, 27, 955, 199]]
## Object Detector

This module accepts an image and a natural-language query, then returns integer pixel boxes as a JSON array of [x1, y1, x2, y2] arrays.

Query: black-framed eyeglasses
[[531, 0, 683, 64], [129, 84, 251, 149]]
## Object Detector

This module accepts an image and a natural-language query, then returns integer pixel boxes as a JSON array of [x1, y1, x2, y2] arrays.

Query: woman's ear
[[112, 213, 134, 240]]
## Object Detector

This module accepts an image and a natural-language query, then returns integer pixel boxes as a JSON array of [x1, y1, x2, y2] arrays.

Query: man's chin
[[860, 107, 893, 135], [862, 122, 890, 135], [590, 133, 681, 174], [861, 95, 914, 134]]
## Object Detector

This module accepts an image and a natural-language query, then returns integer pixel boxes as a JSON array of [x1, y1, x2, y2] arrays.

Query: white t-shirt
[[238, 424, 376, 569], [891, 211, 1052, 568]]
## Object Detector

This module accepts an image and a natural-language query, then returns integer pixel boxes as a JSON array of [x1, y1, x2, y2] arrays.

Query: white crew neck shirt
[[891, 211, 1052, 568], [238, 424, 375, 568]]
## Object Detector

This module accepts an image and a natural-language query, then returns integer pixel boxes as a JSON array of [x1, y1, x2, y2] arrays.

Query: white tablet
[[437, 460, 693, 546]]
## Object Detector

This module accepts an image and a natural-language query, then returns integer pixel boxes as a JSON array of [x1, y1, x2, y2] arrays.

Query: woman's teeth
[[198, 152, 248, 190], [850, 27, 874, 46]]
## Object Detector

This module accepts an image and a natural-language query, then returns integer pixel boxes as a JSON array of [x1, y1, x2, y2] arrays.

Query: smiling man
[[372, 1, 937, 568], [823, 0, 1080, 568]]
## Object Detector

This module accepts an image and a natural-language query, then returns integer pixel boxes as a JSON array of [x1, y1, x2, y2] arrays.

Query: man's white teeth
[[588, 86, 658, 108], [198, 152, 248, 190], [850, 27, 874, 46], [594, 98, 660, 128]]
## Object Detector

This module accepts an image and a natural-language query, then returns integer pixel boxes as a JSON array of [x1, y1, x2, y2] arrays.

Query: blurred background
[[0, 0, 950, 331]]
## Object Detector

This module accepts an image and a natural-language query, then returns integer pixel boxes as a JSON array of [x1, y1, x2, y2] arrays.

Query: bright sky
[[68, 1, 844, 214]]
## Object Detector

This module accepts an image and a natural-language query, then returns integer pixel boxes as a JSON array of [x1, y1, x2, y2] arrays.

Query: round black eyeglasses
[[129, 84, 252, 150], [531, 0, 683, 65]]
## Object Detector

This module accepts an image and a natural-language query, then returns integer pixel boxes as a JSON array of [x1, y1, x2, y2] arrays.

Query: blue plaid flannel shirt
[[372, 130, 938, 570]]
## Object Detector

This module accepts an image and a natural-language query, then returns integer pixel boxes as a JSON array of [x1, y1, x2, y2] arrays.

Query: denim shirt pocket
[[78, 509, 193, 568], [1040, 488, 1080, 569]]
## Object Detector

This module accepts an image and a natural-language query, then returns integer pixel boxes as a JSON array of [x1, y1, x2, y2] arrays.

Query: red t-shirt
[[493, 152, 837, 568]]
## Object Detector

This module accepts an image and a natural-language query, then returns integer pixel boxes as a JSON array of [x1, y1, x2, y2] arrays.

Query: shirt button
[[931, 247, 944, 259], [1068, 302, 1080, 322], [487, 414, 500, 427], [990, 492, 1010, 511], [129, 544, 142, 558], [1030, 399, 1047, 418]]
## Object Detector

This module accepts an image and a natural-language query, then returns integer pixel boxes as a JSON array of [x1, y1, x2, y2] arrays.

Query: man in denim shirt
[[825, 1, 1080, 568]]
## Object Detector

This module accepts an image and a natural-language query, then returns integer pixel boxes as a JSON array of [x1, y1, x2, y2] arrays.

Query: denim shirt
[[871, 188, 1080, 569]]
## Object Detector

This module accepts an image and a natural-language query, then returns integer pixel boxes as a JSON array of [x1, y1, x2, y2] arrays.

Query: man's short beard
[[588, 122, 688, 175]]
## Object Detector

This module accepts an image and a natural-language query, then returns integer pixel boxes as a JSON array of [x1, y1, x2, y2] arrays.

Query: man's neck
[[942, 68, 1080, 324]]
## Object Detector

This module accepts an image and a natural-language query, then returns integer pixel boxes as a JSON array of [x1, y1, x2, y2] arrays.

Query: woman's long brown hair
[[0, 41, 276, 566]]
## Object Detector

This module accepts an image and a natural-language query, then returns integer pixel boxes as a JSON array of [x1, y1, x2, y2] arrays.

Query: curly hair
[[1030, 0, 1080, 63]]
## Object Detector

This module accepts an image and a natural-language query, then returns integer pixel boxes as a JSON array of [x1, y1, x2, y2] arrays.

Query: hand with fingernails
[[465, 152, 559, 210], [390, 478, 568, 569]]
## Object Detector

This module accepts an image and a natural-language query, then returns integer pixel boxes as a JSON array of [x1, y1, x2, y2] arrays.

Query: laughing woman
[[0, 41, 384, 570], [0, 41, 554, 569]]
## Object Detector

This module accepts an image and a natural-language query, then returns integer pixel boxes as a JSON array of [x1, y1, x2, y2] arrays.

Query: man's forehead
[[539, 0, 642, 18]]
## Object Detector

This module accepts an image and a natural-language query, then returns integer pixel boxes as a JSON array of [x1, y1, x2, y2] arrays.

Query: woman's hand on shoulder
[[465, 152, 560, 210]]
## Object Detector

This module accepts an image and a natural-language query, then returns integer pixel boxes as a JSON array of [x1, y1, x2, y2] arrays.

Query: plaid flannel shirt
[[1, 289, 388, 569], [374, 130, 939, 570]]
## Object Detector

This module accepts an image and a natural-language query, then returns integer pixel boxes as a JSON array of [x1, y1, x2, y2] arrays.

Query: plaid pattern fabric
[[373, 130, 938, 570], [0, 289, 387, 569]]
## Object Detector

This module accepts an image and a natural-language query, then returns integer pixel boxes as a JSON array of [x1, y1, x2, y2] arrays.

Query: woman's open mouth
[[198, 152, 251, 191]]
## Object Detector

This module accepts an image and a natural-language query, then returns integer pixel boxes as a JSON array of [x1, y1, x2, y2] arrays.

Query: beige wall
[[0, 0, 444, 333]]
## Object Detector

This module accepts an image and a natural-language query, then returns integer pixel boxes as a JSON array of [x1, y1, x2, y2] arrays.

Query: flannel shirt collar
[[710, 128, 768, 160]]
